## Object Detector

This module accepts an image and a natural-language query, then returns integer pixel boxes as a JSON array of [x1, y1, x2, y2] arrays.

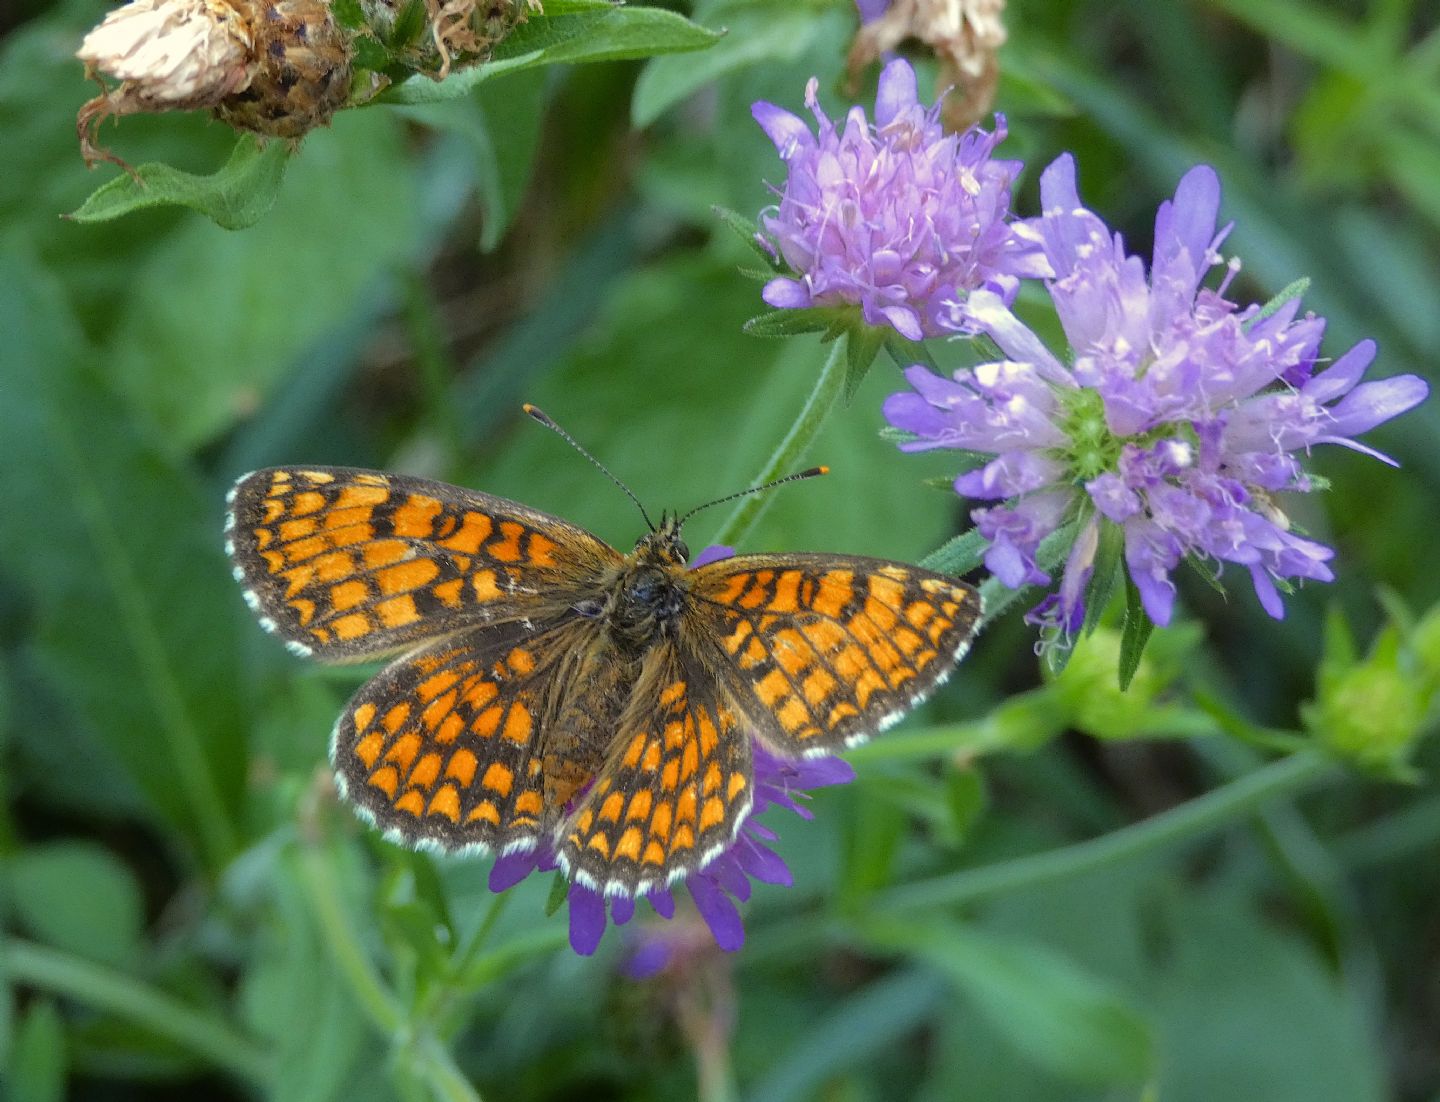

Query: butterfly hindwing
[[225, 466, 620, 661], [331, 618, 576, 855], [690, 554, 981, 756], [556, 642, 754, 896]]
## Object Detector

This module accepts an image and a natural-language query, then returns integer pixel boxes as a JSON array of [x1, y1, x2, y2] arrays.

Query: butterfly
[[225, 429, 981, 898]]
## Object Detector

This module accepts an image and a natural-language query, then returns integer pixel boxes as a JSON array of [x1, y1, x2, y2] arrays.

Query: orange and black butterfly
[[226, 414, 981, 897]]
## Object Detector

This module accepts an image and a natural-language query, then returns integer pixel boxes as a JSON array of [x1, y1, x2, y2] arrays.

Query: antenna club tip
[[814, 466, 830, 476], [522, 404, 556, 427]]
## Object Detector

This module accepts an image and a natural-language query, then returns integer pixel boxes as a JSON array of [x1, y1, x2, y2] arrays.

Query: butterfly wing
[[689, 554, 981, 756], [226, 466, 620, 661], [331, 617, 586, 854], [555, 640, 753, 896]]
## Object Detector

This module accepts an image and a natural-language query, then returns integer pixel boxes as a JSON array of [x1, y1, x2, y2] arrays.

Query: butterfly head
[[632, 511, 690, 567]]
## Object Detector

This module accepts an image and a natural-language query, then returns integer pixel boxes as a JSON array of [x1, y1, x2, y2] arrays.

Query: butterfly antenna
[[523, 405, 658, 532], [677, 466, 829, 528]]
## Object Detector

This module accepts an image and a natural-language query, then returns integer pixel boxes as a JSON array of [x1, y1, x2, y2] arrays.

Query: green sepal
[[844, 323, 888, 402], [1081, 520, 1125, 637], [883, 331, 938, 370], [67, 136, 291, 231], [351, 35, 392, 72], [743, 307, 837, 338], [333, 0, 365, 29], [387, 0, 430, 51], [544, 871, 569, 917], [921, 528, 988, 577], [1117, 568, 1155, 691], [712, 204, 781, 267]]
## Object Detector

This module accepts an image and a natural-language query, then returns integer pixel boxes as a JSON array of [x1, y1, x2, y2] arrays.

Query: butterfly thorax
[[597, 516, 692, 649]]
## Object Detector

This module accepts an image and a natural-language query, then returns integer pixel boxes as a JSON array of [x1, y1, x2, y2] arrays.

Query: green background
[[2, 0, 1439, 1099]]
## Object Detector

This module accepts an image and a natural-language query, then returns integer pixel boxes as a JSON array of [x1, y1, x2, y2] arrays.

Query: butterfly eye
[[675, 538, 690, 563]]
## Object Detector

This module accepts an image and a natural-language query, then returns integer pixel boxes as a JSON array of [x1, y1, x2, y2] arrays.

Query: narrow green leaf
[[8, 1000, 66, 1102], [631, 0, 827, 127], [395, 66, 548, 252], [385, 6, 721, 105], [1118, 570, 1156, 691], [861, 918, 1155, 1085], [67, 136, 290, 230], [8, 845, 145, 969], [0, 257, 244, 868], [748, 970, 947, 1102]]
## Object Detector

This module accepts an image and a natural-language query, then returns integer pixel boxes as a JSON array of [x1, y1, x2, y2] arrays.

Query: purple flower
[[751, 58, 1046, 341], [488, 742, 854, 956], [854, 0, 889, 22], [885, 154, 1428, 633]]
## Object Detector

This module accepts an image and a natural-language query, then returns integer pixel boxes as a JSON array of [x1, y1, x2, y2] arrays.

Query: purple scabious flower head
[[487, 742, 854, 957], [751, 58, 1046, 341], [884, 154, 1429, 634]]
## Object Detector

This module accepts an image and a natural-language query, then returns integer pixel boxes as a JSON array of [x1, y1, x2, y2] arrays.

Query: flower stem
[[296, 845, 402, 1035], [1, 938, 270, 1086], [878, 752, 1335, 912], [711, 338, 847, 548]]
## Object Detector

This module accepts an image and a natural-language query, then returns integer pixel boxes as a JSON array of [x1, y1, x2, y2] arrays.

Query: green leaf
[[7, 1000, 66, 1102], [0, 256, 245, 868], [8, 844, 144, 969], [748, 970, 948, 1102], [395, 65, 548, 252], [861, 918, 1155, 1086], [1118, 570, 1155, 692], [631, 0, 827, 127], [241, 846, 368, 1102], [104, 110, 422, 450], [385, 5, 721, 105], [1152, 895, 1386, 1102], [67, 137, 291, 231]]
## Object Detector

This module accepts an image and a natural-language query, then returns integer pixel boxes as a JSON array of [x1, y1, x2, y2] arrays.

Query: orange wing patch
[[225, 467, 618, 661], [694, 555, 980, 755], [331, 627, 557, 854], [557, 653, 753, 896]]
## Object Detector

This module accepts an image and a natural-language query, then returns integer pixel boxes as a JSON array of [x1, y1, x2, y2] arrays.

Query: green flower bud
[[1304, 604, 1440, 776]]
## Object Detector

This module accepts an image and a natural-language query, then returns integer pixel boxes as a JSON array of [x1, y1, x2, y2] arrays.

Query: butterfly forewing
[[226, 467, 619, 660], [556, 642, 753, 896], [690, 554, 981, 756]]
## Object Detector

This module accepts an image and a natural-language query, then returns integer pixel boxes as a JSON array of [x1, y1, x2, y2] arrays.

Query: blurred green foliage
[[2, 0, 1439, 1100]]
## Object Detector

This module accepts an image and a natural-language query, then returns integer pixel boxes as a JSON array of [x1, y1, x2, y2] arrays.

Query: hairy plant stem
[[877, 752, 1335, 912], [711, 337, 847, 548]]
